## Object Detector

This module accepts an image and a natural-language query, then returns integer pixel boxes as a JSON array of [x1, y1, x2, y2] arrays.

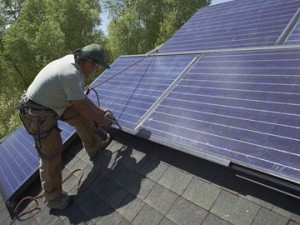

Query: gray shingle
[[144, 183, 178, 215], [94, 209, 124, 225], [35, 206, 57, 225], [183, 177, 221, 210], [1, 135, 300, 225], [158, 166, 193, 195], [75, 191, 109, 221], [166, 196, 208, 225], [159, 217, 177, 225], [0, 203, 10, 225], [273, 195, 300, 222], [106, 141, 126, 154], [210, 190, 260, 225], [132, 204, 164, 225], [61, 205, 92, 225], [119, 218, 132, 225], [202, 213, 232, 225], [91, 176, 117, 200], [130, 178, 155, 200], [105, 185, 128, 209], [122, 150, 147, 171], [140, 158, 169, 182], [252, 207, 289, 225], [117, 193, 145, 222], [239, 182, 275, 210], [288, 220, 300, 225]]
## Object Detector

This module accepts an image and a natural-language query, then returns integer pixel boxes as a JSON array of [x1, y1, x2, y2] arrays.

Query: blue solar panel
[[285, 22, 300, 45], [139, 48, 300, 184], [158, 0, 300, 53], [0, 122, 75, 204], [88, 54, 196, 131]]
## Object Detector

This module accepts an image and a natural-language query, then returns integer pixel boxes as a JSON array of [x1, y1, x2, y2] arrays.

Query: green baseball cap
[[80, 44, 110, 69]]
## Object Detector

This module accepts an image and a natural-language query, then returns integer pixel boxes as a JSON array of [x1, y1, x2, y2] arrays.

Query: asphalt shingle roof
[[1, 131, 300, 225]]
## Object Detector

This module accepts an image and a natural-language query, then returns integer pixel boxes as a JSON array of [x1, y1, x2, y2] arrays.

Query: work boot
[[44, 192, 71, 210]]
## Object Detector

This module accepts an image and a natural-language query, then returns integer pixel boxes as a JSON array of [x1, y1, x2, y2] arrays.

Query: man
[[19, 44, 112, 209]]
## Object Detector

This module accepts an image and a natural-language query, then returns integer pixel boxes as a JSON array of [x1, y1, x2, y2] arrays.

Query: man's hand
[[71, 98, 112, 128], [101, 117, 113, 129], [104, 110, 117, 125]]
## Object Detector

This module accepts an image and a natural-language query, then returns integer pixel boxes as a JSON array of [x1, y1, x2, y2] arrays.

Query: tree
[[3, 0, 105, 88], [0, 0, 106, 138], [104, 0, 210, 59], [0, 0, 24, 27]]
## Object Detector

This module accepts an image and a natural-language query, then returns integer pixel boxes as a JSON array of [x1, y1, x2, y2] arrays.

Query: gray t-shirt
[[26, 55, 86, 116]]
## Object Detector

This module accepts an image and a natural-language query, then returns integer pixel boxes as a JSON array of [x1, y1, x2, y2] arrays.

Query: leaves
[[0, 0, 105, 138], [104, 0, 210, 57], [0, 0, 211, 139]]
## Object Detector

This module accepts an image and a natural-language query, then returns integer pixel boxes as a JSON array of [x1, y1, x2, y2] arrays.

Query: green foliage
[[0, 0, 106, 139], [0, 0, 211, 139], [3, 0, 104, 87], [104, 0, 210, 58]]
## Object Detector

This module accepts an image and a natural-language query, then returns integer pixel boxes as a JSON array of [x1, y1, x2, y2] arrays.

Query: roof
[[1, 131, 300, 224], [2, 0, 300, 207], [2, 0, 300, 223]]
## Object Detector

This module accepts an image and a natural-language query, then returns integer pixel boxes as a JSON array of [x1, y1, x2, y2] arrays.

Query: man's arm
[[71, 97, 111, 128]]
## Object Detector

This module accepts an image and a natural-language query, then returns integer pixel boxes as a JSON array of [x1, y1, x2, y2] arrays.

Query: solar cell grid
[[88, 54, 196, 131], [159, 0, 300, 52], [140, 48, 300, 184], [285, 22, 300, 45], [0, 122, 75, 203]]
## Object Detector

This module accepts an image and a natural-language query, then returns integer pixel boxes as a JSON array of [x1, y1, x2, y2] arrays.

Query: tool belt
[[18, 93, 60, 149], [19, 94, 56, 115]]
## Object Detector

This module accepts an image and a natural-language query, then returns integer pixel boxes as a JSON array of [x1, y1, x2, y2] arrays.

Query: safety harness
[[18, 93, 59, 150]]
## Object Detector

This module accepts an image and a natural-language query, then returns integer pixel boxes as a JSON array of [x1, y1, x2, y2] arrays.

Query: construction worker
[[18, 44, 112, 209]]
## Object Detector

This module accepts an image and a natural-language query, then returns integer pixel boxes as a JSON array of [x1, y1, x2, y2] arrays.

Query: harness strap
[[19, 94, 60, 158]]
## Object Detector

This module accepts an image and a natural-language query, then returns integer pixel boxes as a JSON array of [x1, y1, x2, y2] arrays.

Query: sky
[[100, 0, 235, 34], [210, 0, 234, 5]]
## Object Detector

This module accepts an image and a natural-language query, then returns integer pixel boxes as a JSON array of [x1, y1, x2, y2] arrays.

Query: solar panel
[[285, 22, 300, 45], [139, 48, 300, 185], [0, 122, 75, 205], [158, 0, 300, 53], [88, 54, 196, 132], [2, 0, 300, 207]]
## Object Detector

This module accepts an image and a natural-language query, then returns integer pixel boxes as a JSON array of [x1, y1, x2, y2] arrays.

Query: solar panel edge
[[0, 125, 23, 143], [134, 55, 199, 131], [5, 168, 40, 208], [135, 128, 231, 166], [135, 48, 300, 190], [91, 54, 198, 132], [2, 132, 77, 208], [86, 46, 299, 193], [0, 122, 76, 206], [159, 0, 300, 53], [277, 7, 300, 45], [236, 161, 300, 186]]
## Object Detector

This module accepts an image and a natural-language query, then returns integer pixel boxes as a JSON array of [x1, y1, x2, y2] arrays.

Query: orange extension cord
[[10, 168, 86, 224]]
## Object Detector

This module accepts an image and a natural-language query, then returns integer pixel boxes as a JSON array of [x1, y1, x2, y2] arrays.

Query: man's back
[[26, 55, 85, 116]]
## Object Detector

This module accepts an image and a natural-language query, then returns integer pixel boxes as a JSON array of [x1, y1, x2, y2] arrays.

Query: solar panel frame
[[285, 22, 300, 45], [0, 122, 75, 206], [138, 48, 300, 185], [158, 0, 300, 53], [87, 54, 197, 133]]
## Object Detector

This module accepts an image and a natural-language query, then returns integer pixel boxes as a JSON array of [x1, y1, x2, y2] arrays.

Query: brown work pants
[[20, 105, 101, 200]]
